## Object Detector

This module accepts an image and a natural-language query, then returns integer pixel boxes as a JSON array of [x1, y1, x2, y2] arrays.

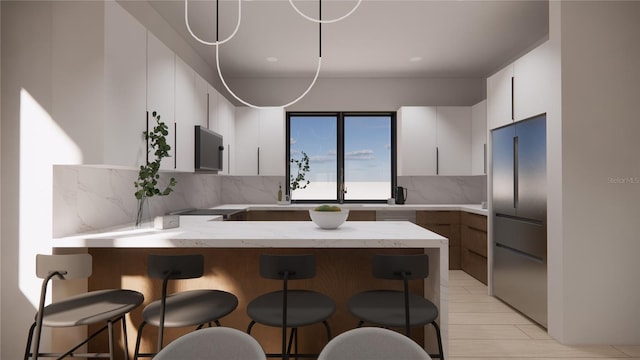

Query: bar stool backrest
[[259, 254, 315, 280], [148, 254, 204, 280], [372, 254, 429, 280], [36, 254, 92, 280]]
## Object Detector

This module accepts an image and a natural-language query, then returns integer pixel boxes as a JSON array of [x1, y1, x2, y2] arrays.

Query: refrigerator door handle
[[496, 242, 544, 263], [513, 135, 519, 209]]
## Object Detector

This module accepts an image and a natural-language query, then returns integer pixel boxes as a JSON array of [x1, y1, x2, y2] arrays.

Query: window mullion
[[337, 113, 345, 203]]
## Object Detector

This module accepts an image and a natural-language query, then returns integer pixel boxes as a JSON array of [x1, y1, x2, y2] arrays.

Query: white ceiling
[[148, 0, 549, 79]]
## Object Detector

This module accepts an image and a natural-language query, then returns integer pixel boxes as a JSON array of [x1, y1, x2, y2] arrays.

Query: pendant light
[[184, 0, 241, 46], [185, 0, 359, 109], [289, 0, 362, 24]]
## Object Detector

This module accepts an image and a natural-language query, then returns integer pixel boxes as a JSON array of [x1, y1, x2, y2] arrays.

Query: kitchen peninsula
[[54, 217, 449, 358]]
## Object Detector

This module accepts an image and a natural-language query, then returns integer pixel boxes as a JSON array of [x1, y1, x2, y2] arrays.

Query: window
[[286, 112, 396, 202]]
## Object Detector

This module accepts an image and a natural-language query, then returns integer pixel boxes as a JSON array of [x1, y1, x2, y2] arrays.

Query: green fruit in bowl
[[314, 205, 341, 212]]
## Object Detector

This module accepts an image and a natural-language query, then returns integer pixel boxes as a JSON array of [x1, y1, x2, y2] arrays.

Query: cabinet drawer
[[347, 211, 377, 221], [461, 212, 487, 231], [416, 211, 460, 225], [247, 210, 310, 221], [461, 248, 487, 285], [244, 210, 375, 221], [461, 226, 487, 257]]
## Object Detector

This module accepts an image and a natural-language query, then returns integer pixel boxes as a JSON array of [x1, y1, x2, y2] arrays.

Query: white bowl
[[309, 208, 350, 229]]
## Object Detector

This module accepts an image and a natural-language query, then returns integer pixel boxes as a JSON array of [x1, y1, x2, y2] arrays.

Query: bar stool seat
[[247, 290, 335, 328], [40, 289, 143, 327], [142, 289, 238, 328], [348, 290, 439, 328]]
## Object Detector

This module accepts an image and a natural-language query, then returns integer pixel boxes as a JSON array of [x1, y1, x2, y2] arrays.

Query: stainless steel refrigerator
[[491, 114, 547, 327]]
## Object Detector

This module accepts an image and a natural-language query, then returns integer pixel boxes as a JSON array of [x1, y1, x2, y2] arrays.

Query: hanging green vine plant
[[134, 111, 177, 226], [290, 151, 310, 191]]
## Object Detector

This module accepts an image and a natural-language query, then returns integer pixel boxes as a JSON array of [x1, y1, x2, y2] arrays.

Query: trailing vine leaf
[[134, 112, 177, 222], [290, 151, 310, 191]]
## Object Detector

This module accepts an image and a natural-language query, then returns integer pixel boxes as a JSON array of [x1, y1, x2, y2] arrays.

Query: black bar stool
[[133, 254, 238, 359], [247, 254, 336, 360], [347, 254, 444, 359]]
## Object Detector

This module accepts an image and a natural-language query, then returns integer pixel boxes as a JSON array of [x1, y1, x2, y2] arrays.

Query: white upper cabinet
[[235, 107, 285, 176], [398, 106, 472, 176], [513, 41, 554, 121], [487, 63, 514, 130], [194, 73, 208, 128], [235, 107, 263, 175], [146, 31, 175, 170], [397, 107, 438, 176], [437, 107, 472, 176], [471, 100, 487, 175], [218, 93, 236, 175], [103, 1, 147, 167], [487, 40, 553, 129], [257, 108, 285, 176], [174, 56, 196, 172], [207, 85, 236, 175]]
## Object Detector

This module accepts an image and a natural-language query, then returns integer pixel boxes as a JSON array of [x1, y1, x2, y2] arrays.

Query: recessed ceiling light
[[410, 56, 423, 62], [266, 57, 279, 63]]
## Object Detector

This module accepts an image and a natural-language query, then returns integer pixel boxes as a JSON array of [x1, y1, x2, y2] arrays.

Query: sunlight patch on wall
[[18, 89, 82, 307]]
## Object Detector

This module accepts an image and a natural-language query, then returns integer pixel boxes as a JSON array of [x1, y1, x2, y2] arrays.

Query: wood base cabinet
[[461, 212, 488, 284], [244, 210, 376, 222], [416, 211, 461, 269]]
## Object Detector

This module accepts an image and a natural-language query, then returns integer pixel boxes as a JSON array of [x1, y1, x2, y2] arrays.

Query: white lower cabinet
[[235, 107, 285, 176]]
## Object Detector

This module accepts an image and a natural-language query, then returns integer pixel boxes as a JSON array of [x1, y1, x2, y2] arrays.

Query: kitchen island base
[[84, 247, 443, 359]]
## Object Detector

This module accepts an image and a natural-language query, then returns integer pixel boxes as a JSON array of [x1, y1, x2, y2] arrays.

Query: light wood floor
[[448, 270, 640, 360]]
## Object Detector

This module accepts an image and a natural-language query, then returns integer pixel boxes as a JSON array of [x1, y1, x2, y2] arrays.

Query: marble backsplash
[[52, 165, 222, 237], [52, 165, 485, 237], [397, 176, 486, 204]]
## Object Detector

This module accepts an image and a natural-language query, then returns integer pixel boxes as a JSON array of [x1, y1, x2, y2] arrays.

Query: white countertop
[[212, 203, 488, 216], [53, 217, 447, 249]]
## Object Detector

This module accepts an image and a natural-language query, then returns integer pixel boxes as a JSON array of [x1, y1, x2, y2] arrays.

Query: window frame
[[286, 111, 397, 204]]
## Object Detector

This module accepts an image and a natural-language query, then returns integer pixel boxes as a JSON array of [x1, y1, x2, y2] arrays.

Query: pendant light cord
[[185, 0, 241, 46]]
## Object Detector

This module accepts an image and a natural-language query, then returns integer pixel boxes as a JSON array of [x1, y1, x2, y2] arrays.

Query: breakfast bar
[[54, 218, 449, 358]]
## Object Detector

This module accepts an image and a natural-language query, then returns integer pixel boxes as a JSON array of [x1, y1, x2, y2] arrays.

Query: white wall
[[2, 3, 58, 358], [554, 1, 640, 344], [545, 0, 565, 343]]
